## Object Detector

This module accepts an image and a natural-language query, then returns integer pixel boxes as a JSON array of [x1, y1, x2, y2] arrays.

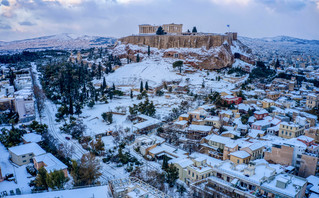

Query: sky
[[0, 0, 319, 41]]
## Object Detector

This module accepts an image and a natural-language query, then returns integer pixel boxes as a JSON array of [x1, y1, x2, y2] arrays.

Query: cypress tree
[[102, 77, 106, 90], [147, 46, 150, 56], [130, 90, 133, 99], [112, 83, 115, 91], [145, 81, 149, 91], [136, 54, 140, 63], [140, 81, 143, 93]]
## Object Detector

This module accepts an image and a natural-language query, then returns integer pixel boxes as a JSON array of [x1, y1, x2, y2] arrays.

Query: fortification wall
[[119, 34, 233, 50]]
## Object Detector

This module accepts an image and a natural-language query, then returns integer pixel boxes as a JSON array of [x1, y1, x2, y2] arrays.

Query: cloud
[[259, 0, 307, 11], [0, 23, 11, 29], [0, 0, 318, 41], [1, 0, 10, 6], [19, 21, 35, 26]]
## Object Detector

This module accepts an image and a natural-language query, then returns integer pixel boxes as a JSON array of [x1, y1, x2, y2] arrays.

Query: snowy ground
[[10, 185, 111, 198], [103, 55, 237, 93], [0, 144, 34, 195]]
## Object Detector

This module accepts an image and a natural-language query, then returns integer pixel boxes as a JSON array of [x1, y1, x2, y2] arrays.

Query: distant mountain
[[260, 36, 319, 45], [239, 35, 319, 56], [0, 33, 117, 54]]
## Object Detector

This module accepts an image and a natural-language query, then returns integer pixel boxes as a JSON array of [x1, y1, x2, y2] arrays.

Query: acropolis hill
[[119, 23, 237, 49], [116, 23, 252, 69]]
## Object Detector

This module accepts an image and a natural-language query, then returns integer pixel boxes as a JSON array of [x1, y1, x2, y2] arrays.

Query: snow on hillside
[[106, 58, 179, 88], [0, 33, 117, 54]]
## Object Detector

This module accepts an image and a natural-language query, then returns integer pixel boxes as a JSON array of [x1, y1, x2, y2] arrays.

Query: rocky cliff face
[[115, 34, 252, 70]]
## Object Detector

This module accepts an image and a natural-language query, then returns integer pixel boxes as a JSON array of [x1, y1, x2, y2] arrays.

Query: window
[[174, 53, 179, 58], [29, 154, 33, 156], [23, 160, 26, 163], [192, 172, 194, 177], [22, 155, 26, 158], [237, 159, 239, 164]]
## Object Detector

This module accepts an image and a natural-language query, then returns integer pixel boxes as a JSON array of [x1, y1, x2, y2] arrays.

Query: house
[[132, 115, 162, 134], [203, 116, 220, 128], [22, 133, 42, 144], [33, 153, 68, 177], [173, 120, 188, 129], [248, 129, 265, 139], [305, 127, 319, 143], [241, 144, 264, 161], [178, 113, 189, 121], [266, 91, 280, 100], [279, 122, 304, 139], [133, 135, 165, 156], [186, 125, 212, 140], [260, 174, 307, 198], [251, 120, 271, 130], [254, 109, 269, 120], [148, 143, 188, 160], [8, 143, 46, 165], [223, 95, 242, 105], [306, 94, 318, 109], [229, 150, 251, 164], [188, 108, 208, 121]]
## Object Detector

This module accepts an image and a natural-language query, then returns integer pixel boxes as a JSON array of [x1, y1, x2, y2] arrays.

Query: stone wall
[[119, 34, 233, 50]]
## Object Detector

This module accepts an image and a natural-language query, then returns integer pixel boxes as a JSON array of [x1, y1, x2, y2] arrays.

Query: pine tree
[[35, 167, 48, 190], [147, 46, 150, 56], [136, 54, 140, 63], [140, 81, 143, 93], [192, 26, 197, 33], [145, 81, 149, 91]]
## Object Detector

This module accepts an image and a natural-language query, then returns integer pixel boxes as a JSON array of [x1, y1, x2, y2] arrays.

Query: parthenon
[[139, 23, 183, 34]]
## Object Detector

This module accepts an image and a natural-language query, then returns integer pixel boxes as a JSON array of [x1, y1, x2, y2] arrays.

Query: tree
[[275, 59, 280, 70], [156, 26, 165, 35], [130, 89, 133, 99], [147, 45, 150, 56], [46, 170, 68, 190], [90, 138, 105, 156], [102, 77, 107, 91], [192, 26, 197, 33], [173, 60, 183, 73], [34, 167, 48, 191], [145, 81, 149, 91], [101, 112, 113, 125], [136, 54, 140, 63], [88, 100, 95, 108], [140, 81, 143, 93], [112, 83, 115, 91], [71, 154, 101, 186], [166, 163, 179, 187], [162, 155, 169, 170]]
